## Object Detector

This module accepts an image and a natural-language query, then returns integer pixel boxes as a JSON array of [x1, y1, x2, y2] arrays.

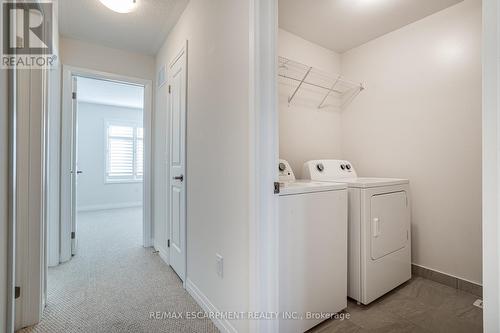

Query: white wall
[[278, 29, 343, 178], [0, 67, 8, 333], [155, 0, 250, 331], [77, 102, 143, 211], [341, 0, 482, 283], [60, 37, 155, 80]]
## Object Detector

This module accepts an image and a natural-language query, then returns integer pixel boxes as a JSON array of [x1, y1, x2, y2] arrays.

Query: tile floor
[[309, 277, 483, 333]]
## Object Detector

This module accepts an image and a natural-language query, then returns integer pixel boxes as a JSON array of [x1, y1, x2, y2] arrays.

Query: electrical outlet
[[216, 254, 223, 279]]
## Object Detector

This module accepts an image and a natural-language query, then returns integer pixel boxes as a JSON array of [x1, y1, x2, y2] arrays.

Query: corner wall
[[340, 0, 482, 283], [155, 0, 250, 331]]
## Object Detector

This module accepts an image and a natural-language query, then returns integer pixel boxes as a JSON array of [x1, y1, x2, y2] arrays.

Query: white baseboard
[[77, 201, 142, 212], [157, 246, 169, 265], [185, 279, 238, 333]]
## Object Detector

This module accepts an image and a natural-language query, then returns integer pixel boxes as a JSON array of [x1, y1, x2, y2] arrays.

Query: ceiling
[[59, 0, 189, 56], [279, 0, 464, 53], [77, 77, 144, 109]]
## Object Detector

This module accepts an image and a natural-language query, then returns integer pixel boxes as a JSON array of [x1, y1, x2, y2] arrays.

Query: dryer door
[[370, 191, 408, 260]]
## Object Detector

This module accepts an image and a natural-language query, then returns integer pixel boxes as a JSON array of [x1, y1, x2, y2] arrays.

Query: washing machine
[[278, 159, 348, 333], [303, 159, 411, 305]]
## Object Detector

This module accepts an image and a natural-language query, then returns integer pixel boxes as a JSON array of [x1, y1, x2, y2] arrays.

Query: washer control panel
[[278, 159, 296, 182], [303, 159, 357, 181]]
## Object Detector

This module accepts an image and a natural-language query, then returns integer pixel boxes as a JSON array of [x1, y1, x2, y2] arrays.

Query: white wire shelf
[[278, 56, 364, 109]]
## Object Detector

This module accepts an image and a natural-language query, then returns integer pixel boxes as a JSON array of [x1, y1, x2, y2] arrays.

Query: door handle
[[173, 175, 184, 182], [77, 170, 83, 175]]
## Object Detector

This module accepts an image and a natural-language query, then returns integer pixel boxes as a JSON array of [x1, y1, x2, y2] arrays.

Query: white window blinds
[[106, 122, 143, 182]]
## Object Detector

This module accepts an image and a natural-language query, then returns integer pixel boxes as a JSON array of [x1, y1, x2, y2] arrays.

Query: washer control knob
[[340, 164, 346, 170], [346, 164, 351, 170], [279, 162, 286, 172], [316, 163, 325, 172]]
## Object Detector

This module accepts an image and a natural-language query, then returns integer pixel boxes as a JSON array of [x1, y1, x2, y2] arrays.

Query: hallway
[[19, 208, 218, 333]]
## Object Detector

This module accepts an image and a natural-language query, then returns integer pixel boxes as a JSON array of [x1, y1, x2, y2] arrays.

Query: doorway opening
[[54, 67, 153, 271], [51, 72, 150, 266], [48, 73, 148, 275], [71, 76, 145, 255], [273, 0, 483, 332]]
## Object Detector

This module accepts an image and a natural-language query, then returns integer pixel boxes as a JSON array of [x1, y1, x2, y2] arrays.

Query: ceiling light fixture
[[99, 0, 138, 14], [352, 0, 388, 7]]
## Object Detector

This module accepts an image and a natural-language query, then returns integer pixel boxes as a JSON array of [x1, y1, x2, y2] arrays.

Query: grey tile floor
[[309, 277, 483, 333]]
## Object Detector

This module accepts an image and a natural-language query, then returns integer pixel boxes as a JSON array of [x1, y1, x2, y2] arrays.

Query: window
[[106, 121, 143, 182]]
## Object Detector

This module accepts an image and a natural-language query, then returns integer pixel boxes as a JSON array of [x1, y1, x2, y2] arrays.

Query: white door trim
[[7, 2, 52, 330], [70, 76, 78, 256], [60, 65, 154, 263], [6, 68, 16, 333], [248, 0, 280, 332], [482, 0, 500, 331], [11, 66, 48, 331]]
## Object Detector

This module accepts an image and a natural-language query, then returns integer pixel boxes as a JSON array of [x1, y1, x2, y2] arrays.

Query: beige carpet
[[19, 208, 219, 333]]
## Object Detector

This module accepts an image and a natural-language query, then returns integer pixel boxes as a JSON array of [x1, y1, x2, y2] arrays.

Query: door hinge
[[274, 182, 281, 194], [168, 85, 171, 94], [72, 92, 77, 100], [167, 239, 170, 248], [15, 286, 20, 299], [71, 232, 75, 239]]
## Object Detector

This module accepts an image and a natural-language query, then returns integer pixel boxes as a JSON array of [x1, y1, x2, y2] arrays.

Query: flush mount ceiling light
[[350, 0, 389, 8], [99, 0, 138, 13]]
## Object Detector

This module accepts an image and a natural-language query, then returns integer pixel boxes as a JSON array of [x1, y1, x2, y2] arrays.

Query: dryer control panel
[[303, 159, 358, 181], [278, 159, 295, 182]]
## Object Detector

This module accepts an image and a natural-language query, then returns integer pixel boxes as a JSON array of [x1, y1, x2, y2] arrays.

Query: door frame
[[166, 41, 188, 282], [482, 0, 500, 331], [6, 67, 17, 333], [60, 65, 153, 263], [248, 0, 280, 332]]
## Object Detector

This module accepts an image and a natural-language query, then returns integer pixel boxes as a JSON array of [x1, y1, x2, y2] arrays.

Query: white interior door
[[169, 45, 187, 280], [70, 76, 79, 256]]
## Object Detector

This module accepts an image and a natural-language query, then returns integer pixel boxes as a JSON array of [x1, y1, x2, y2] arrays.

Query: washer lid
[[279, 180, 347, 196], [338, 177, 408, 189]]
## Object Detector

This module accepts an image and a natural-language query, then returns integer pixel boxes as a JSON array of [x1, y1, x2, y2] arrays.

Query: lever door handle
[[77, 171, 83, 175], [173, 175, 184, 182]]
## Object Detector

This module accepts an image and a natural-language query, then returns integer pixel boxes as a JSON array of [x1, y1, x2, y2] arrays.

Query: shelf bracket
[[288, 66, 312, 105], [318, 75, 342, 109]]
